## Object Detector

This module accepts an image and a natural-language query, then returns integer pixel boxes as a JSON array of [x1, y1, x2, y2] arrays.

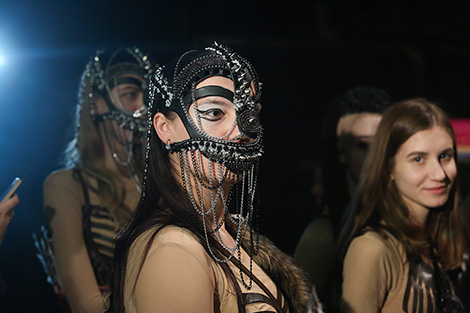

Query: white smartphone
[[1, 177, 22, 203]]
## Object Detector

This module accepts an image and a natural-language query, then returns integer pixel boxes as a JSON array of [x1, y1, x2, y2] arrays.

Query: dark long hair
[[342, 98, 464, 270], [111, 107, 245, 312], [111, 107, 180, 312]]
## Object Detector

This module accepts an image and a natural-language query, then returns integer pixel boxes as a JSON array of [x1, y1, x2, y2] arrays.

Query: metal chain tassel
[[176, 149, 259, 289]]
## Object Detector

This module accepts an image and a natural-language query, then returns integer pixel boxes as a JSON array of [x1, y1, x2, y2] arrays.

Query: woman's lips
[[425, 186, 447, 195]]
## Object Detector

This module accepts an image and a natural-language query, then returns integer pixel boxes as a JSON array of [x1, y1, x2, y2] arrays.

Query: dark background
[[1, 1, 470, 312]]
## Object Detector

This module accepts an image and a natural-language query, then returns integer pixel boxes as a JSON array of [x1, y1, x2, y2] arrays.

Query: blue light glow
[[0, 53, 6, 66], [0, 29, 13, 69]]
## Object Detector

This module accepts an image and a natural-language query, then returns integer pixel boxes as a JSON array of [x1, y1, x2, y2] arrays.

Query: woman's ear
[[153, 113, 172, 143]]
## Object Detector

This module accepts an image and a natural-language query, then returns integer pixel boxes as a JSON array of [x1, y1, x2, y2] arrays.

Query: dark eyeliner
[[195, 108, 223, 121]]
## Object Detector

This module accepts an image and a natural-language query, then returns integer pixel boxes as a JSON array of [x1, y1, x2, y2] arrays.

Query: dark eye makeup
[[196, 108, 225, 121]]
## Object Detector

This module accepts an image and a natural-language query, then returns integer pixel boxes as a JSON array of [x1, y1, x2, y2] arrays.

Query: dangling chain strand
[[177, 148, 257, 279]]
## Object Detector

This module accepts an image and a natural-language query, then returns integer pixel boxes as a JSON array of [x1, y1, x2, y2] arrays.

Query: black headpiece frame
[[148, 42, 263, 173], [86, 47, 157, 134]]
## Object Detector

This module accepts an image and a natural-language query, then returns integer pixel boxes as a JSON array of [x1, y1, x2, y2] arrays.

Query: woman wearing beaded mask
[[111, 43, 319, 313], [340, 99, 466, 313], [41, 47, 157, 313]]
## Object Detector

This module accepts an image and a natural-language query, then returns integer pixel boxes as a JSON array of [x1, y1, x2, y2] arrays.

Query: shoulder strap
[[220, 261, 246, 313], [73, 168, 91, 207], [430, 250, 465, 312], [74, 168, 113, 286], [214, 240, 286, 313]]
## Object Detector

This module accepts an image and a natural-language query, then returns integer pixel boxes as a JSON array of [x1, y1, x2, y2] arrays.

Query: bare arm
[[129, 229, 216, 313], [44, 171, 106, 313], [341, 234, 390, 313]]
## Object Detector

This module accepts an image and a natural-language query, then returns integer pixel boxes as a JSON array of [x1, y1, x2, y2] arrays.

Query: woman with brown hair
[[340, 98, 465, 313]]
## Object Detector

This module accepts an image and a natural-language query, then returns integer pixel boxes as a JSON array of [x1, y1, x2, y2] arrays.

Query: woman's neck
[[102, 145, 138, 191], [212, 223, 236, 247], [409, 205, 429, 230]]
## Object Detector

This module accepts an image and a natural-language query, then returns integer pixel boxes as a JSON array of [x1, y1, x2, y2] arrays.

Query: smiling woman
[[391, 126, 457, 226], [340, 98, 465, 313]]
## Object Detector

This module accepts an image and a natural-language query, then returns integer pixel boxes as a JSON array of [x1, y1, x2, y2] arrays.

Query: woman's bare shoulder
[[133, 225, 203, 253], [43, 169, 84, 204], [349, 231, 387, 253], [44, 168, 77, 187]]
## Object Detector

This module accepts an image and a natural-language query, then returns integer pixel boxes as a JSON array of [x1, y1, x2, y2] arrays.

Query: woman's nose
[[228, 124, 253, 143], [429, 160, 447, 181]]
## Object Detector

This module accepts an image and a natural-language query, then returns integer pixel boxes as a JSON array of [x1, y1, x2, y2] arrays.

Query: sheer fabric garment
[[125, 225, 289, 313], [44, 169, 123, 313], [341, 230, 462, 313]]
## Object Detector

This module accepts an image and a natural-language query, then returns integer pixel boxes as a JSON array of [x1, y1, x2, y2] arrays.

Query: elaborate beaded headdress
[[80, 47, 157, 190], [147, 42, 263, 288]]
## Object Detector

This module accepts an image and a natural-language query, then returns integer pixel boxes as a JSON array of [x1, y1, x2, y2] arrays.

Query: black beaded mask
[[88, 48, 156, 133], [145, 44, 262, 289], [81, 47, 157, 190], [149, 42, 263, 174]]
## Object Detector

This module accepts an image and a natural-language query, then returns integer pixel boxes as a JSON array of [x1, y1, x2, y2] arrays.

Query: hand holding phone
[[1, 177, 22, 203]]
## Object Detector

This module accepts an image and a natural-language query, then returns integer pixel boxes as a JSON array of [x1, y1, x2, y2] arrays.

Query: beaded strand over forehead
[[141, 72, 157, 203]]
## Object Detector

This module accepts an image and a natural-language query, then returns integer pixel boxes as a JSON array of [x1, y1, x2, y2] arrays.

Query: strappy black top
[[215, 240, 290, 313], [75, 169, 116, 287]]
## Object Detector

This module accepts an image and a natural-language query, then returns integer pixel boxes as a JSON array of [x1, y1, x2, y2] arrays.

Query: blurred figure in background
[[40, 48, 157, 313], [295, 87, 391, 311]]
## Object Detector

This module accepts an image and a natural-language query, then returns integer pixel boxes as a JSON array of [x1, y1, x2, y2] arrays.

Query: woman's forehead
[[196, 76, 234, 92]]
